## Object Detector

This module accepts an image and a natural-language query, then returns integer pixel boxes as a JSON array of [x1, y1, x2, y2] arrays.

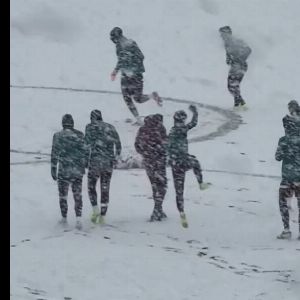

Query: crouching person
[[51, 114, 88, 230], [275, 116, 300, 240], [135, 114, 168, 221], [85, 110, 122, 224]]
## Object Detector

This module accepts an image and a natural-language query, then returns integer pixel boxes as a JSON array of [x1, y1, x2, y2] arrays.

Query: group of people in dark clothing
[[51, 106, 210, 229], [134, 105, 210, 227], [51, 26, 299, 239], [51, 110, 121, 229]]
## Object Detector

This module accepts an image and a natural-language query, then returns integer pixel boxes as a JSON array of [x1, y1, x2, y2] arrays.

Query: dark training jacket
[[135, 114, 167, 163], [114, 36, 145, 76], [85, 120, 121, 169], [51, 128, 87, 179], [275, 115, 300, 183], [168, 110, 198, 162]]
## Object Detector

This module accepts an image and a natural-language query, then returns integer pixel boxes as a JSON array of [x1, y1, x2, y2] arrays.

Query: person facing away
[[85, 109, 122, 224], [288, 100, 300, 118], [135, 114, 168, 221], [51, 114, 88, 230], [219, 26, 251, 109], [275, 115, 300, 240], [168, 105, 211, 228], [110, 27, 162, 125]]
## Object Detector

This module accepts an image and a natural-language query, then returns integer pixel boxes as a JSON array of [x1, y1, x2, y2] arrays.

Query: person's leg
[[295, 183, 300, 235], [145, 162, 157, 198], [71, 177, 83, 217], [100, 169, 113, 216], [155, 160, 168, 217], [121, 75, 140, 118], [71, 177, 83, 229], [228, 68, 245, 106], [278, 185, 293, 237], [58, 179, 69, 219], [187, 155, 203, 185], [132, 74, 151, 103], [171, 163, 186, 214], [87, 167, 99, 207], [145, 162, 161, 220]]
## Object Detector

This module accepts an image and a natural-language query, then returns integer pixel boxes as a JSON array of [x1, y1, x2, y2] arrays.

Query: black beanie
[[62, 114, 74, 129], [91, 109, 102, 122]]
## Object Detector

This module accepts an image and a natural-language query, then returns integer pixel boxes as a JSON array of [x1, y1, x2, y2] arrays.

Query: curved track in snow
[[9, 85, 280, 179]]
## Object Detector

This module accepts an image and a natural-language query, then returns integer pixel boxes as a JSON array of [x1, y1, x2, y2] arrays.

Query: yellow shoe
[[98, 215, 105, 224], [91, 212, 99, 224], [91, 205, 100, 223], [240, 103, 248, 111], [180, 213, 188, 228]]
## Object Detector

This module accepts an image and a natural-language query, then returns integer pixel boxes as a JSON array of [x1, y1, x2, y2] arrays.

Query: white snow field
[[10, 0, 300, 299]]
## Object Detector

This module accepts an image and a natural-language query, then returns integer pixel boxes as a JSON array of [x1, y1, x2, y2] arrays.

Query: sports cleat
[[240, 103, 248, 111], [149, 209, 162, 222], [152, 91, 163, 107], [75, 219, 82, 230], [160, 211, 167, 219], [158, 206, 167, 219], [58, 217, 67, 225], [199, 182, 211, 190], [233, 103, 248, 111], [91, 212, 100, 224], [91, 205, 100, 223], [180, 212, 188, 228], [98, 215, 105, 224], [132, 116, 144, 126], [277, 230, 292, 240]]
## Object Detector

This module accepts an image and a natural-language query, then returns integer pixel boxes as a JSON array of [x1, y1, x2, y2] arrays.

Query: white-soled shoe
[[277, 230, 291, 240], [75, 218, 82, 230]]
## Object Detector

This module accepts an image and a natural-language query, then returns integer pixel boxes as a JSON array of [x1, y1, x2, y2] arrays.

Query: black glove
[[51, 166, 57, 181]]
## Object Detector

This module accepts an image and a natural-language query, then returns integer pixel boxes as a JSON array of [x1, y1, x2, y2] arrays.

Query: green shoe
[[240, 104, 248, 111], [98, 215, 105, 224], [180, 213, 188, 228], [91, 213, 100, 224]]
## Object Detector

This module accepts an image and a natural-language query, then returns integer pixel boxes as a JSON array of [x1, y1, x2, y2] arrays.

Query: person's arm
[[275, 137, 285, 161], [110, 126, 122, 157], [132, 41, 144, 61], [84, 125, 92, 162], [134, 128, 144, 155], [186, 105, 198, 130], [111, 44, 122, 80], [78, 131, 89, 169], [50, 133, 59, 180], [224, 41, 233, 65]]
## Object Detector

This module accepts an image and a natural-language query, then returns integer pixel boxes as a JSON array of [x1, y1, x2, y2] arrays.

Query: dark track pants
[[88, 167, 113, 216], [121, 74, 150, 118], [171, 155, 203, 213], [58, 177, 83, 218], [144, 159, 167, 210], [228, 64, 247, 106], [279, 182, 300, 232]]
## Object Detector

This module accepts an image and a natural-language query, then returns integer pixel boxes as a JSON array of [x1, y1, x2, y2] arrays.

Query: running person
[[219, 26, 251, 109], [110, 27, 162, 125]]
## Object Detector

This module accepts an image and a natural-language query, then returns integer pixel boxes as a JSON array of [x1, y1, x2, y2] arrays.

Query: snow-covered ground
[[10, 0, 300, 299]]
